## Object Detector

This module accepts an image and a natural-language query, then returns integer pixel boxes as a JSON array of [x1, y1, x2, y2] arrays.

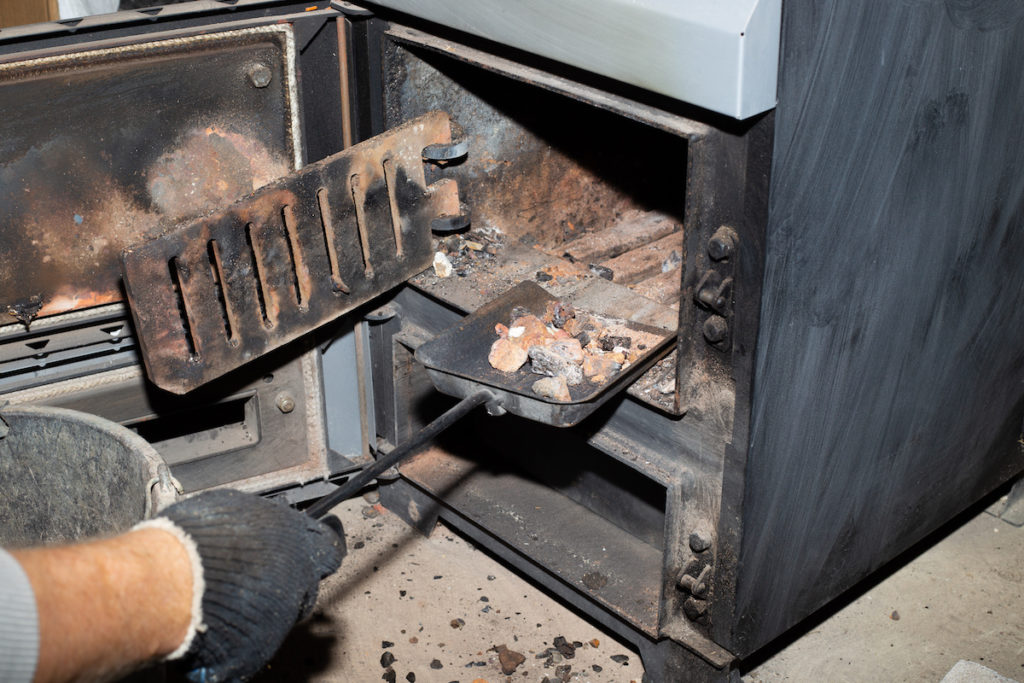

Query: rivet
[[275, 392, 296, 414]]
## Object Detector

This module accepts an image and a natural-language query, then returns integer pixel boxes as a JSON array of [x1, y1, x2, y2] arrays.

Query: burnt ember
[[487, 300, 659, 399], [430, 229, 503, 279]]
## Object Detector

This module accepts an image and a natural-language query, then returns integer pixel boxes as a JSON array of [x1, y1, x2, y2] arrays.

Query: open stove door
[[121, 111, 462, 394]]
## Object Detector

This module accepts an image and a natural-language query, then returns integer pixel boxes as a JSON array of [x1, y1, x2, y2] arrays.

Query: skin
[[11, 528, 193, 683]]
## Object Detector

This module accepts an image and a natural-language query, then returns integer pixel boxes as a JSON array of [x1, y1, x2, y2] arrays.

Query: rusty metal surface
[[416, 281, 674, 426], [410, 242, 686, 414], [384, 36, 691, 415], [560, 210, 680, 265], [0, 26, 299, 325], [123, 111, 461, 394], [599, 232, 685, 285], [383, 38, 689, 253]]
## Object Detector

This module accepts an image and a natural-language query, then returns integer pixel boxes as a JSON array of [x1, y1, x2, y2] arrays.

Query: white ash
[[528, 345, 583, 386]]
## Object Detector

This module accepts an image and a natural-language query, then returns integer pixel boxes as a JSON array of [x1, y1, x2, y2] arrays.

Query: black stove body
[[1, 2, 1022, 679]]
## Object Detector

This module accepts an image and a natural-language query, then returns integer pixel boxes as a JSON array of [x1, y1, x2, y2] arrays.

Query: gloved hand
[[148, 489, 345, 682]]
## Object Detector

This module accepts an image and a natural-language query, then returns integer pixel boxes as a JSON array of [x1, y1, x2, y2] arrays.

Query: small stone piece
[[610, 654, 630, 665], [599, 335, 632, 351], [592, 664, 603, 672], [589, 639, 600, 648], [510, 315, 551, 348], [553, 636, 576, 659], [489, 338, 529, 373], [406, 674, 416, 683], [531, 376, 571, 402], [529, 346, 583, 386], [433, 251, 454, 277], [382, 667, 396, 683], [549, 338, 584, 364], [582, 354, 622, 381], [430, 659, 443, 669], [381, 652, 396, 668], [382, 640, 395, 648], [495, 644, 527, 675], [544, 300, 576, 328], [891, 610, 901, 621], [450, 618, 465, 629]]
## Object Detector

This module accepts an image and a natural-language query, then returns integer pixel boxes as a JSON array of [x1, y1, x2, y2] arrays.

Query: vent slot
[[382, 158, 404, 258], [207, 240, 236, 344], [317, 188, 349, 294], [281, 205, 308, 308], [245, 223, 273, 328], [168, 257, 199, 360], [349, 174, 374, 277]]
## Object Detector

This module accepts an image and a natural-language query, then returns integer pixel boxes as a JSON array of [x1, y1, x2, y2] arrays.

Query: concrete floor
[[258, 488, 1024, 683]]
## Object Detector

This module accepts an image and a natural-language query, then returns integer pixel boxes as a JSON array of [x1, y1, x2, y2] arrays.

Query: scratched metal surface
[[727, 0, 1024, 655], [0, 26, 297, 324]]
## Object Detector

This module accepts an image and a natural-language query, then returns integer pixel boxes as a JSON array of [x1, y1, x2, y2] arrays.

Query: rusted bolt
[[708, 226, 738, 261], [247, 63, 273, 88], [683, 597, 708, 621], [703, 315, 728, 344], [689, 530, 713, 553], [275, 392, 296, 414]]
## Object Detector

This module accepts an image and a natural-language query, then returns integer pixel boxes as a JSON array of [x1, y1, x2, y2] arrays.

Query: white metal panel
[[365, 0, 781, 119]]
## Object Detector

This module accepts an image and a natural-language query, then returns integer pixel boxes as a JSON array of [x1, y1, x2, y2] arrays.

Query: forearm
[[12, 528, 193, 683]]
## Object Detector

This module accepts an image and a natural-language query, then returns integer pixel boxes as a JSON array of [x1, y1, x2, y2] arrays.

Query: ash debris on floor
[[256, 487, 1023, 682], [257, 496, 646, 682]]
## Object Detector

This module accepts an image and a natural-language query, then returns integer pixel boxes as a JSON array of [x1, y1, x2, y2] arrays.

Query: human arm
[[12, 527, 193, 683], [8, 489, 345, 683]]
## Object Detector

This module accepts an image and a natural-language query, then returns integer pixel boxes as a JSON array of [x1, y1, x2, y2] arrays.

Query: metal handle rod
[[306, 390, 494, 519]]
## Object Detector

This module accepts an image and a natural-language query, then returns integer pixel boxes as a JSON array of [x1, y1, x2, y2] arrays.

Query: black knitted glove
[[154, 489, 345, 683]]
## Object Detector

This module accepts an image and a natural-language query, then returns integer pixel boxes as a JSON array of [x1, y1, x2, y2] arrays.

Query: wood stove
[[1, 1, 1022, 679]]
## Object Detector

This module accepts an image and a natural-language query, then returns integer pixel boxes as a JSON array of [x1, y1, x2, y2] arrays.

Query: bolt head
[[275, 392, 296, 414], [247, 63, 273, 88], [708, 226, 737, 261], [702, 315, 728, 344], [683, 597, 708, 621], [689, 531, 713, 553]]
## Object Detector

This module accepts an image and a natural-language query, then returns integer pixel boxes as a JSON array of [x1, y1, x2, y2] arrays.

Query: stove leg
[[637, 638, 738, 683]]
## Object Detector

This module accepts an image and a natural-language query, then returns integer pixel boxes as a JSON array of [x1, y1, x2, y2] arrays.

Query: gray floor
[[263, 489, 1024, 682]]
